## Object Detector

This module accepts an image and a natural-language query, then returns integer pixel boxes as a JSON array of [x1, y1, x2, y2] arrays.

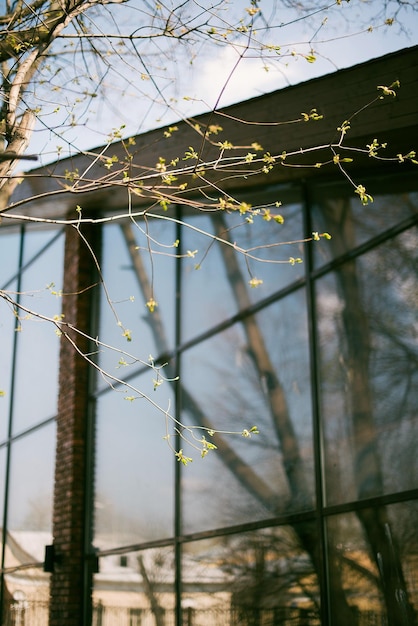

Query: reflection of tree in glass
[[122, 216, 331, 621], [137, 552, 166, 626], [120, 194, 417, 624], [316, 194, 417, 624], [222, 528, 321, 625]]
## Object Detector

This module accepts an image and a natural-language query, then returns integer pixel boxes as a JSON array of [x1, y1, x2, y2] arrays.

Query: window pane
[[98, 221, 175, 384], [181, 289, 314, 534], [5, 423, 55, 567], [0, 445, 5, 532], [326, 502, 417, 625], [182, 526, 320, 624], [1, 229, 54, 625], [0, 227, 22, 442], [317, 229, 418, 505], [0, 291, 17, 442], [93, 547, 174, 624], [312, 183, 418, 268], [181, 198, 304, 342], [94, 373, 175, 548], [0, 228, 21, 287], [11, 229, 64, 434]]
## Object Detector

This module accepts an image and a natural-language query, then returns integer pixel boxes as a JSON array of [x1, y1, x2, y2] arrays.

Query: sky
[[20, 0, 418, 164], [186, 2, 417, 99]]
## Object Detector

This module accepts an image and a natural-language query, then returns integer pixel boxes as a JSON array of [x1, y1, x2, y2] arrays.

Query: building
[[1, 46, 417, 625]]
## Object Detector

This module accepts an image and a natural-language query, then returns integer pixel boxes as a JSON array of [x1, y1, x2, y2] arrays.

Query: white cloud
[[187, 44, 295, 109]]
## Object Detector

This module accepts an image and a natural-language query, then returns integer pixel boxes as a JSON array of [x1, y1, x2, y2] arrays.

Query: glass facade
[[91, 173, 418, 625], [0, 226, 64, 624], [0, 172, 416, 626]]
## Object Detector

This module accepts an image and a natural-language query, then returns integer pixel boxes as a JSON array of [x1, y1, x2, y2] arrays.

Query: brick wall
[[49, 221, 99, 626]]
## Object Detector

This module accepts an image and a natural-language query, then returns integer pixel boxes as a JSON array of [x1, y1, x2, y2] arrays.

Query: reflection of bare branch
[[120, 218, 368, 625], [322, 198, 416, 625], [137, 555, 165, 626], [121, 220, 170, 357], [212, 213, 311, 508], [340, 551, 378, 586], [121, 219, 338, 616], [212, 212, 364, 625], [120, 220, 280, 512]]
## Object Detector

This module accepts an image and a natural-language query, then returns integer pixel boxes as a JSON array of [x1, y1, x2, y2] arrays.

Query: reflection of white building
[[3, 531, 233, 626], [5, 528, 405, 626], [2, 531, 51, 626], [94, 550, 232, 625]]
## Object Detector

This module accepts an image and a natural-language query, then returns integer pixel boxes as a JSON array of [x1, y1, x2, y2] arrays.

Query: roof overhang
[[4, 45, 418, 224]]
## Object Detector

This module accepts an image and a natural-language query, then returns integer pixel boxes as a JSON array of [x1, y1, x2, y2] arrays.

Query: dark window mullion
[[174, 205, 183, 626], [302, 183, 331, 626]]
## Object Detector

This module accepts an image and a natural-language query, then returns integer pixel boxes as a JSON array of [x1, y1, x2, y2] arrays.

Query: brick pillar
[[49, 221, 99, 626]]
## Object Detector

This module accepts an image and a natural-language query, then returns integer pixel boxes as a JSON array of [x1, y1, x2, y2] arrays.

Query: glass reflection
[[94, 373, 175, 548], [0, 447, 5, 588], [0, 292, 17, 442], [317, 229, 418, 505], [312, 185, 418, 267], [0, 227, 21, 289], [90, 176, 418, 626], [93, 547, 174, 625], [0, 447, 5, 525], [327, 502, 417, 625], [5, 425, 55, 549], [181, 198, 304, 342], [182, 526, 320, 625], [10, 229, 64, 434], [2, 425, 53, 625], [182, 290, 314, 534], [98, 220, 175, 381], [3, 572, 50, 625]]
